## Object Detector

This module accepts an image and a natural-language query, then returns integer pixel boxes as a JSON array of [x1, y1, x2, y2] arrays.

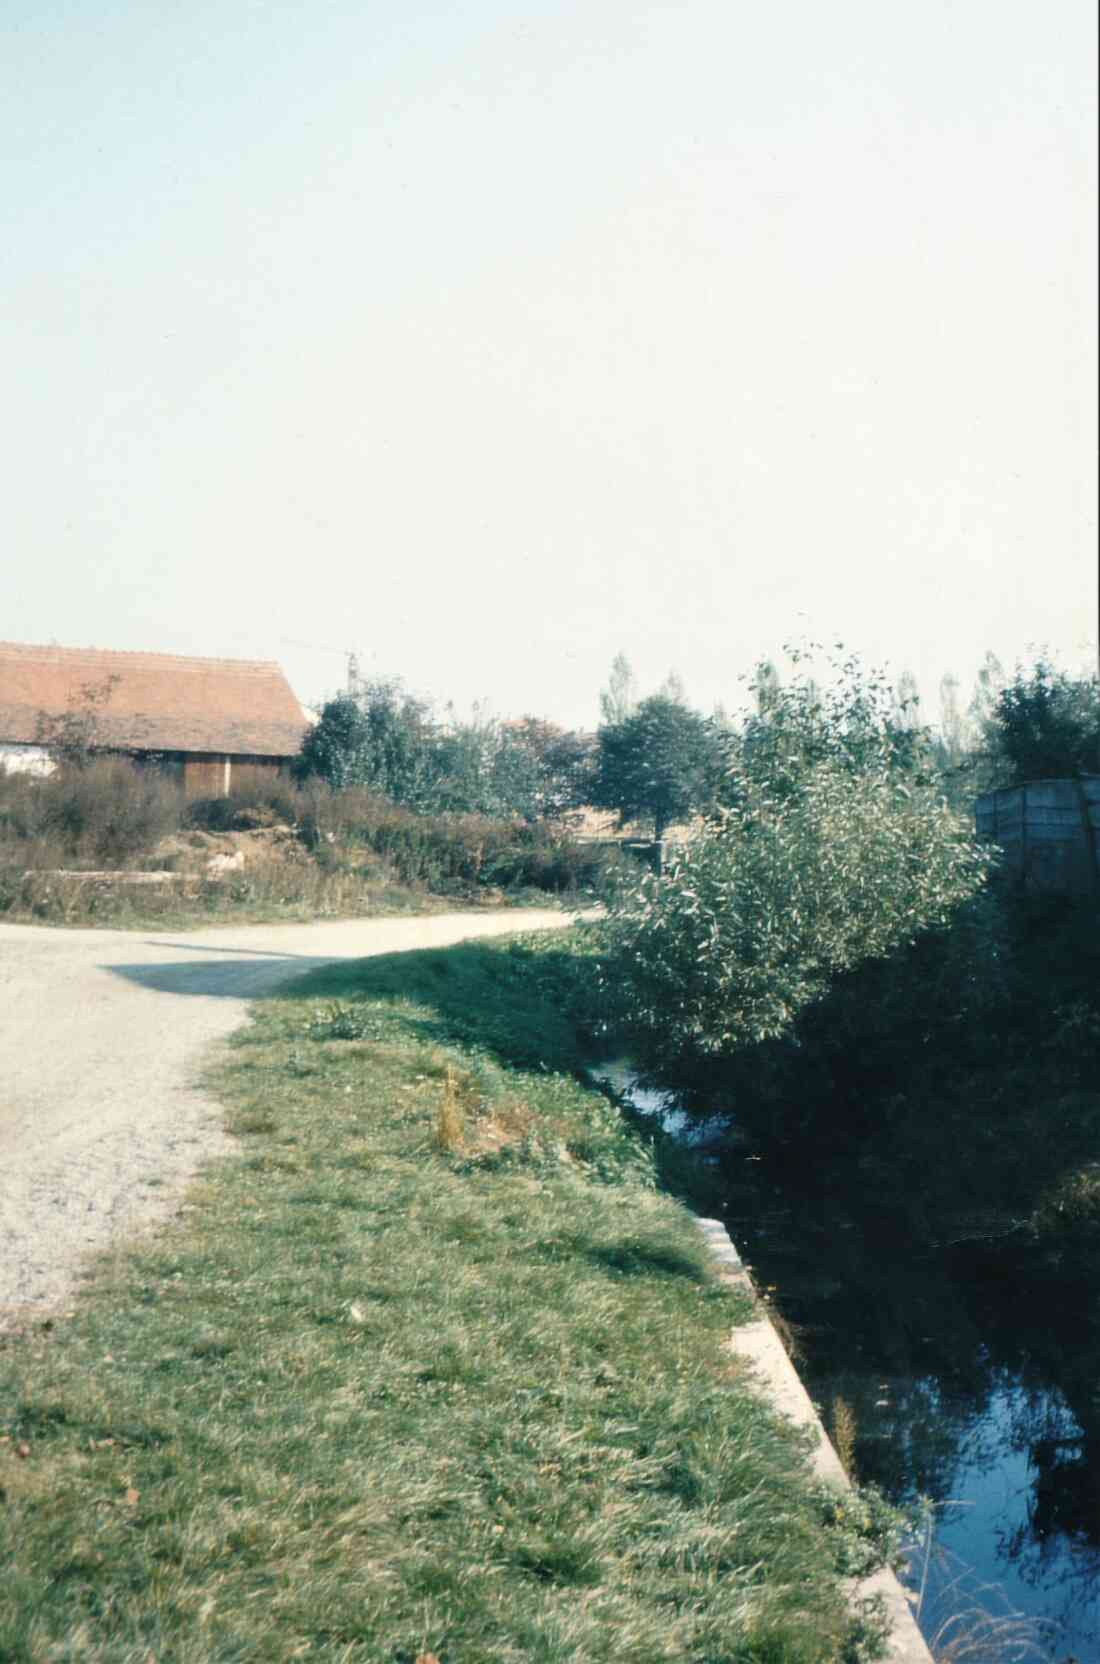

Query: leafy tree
[[487, 729, 547, 821], [428, 705, 514, 817], [937, 672, 970, 769], [592, 693, 723, 840], [598, 653, 638, 726], [967, 651, 1006, 734], [927, 672, 982, 806], [735, 650, 928, 804], [501, 718, 596, 819], [297, 688, 593, 822], [295, 680, 436, 802], [35, 675, 123, 769], [982, 660, 1100, 786], [359, 679, 436, 803], [891, 669, 922, 733], [597, 655, 989, 1071], [752, 658, 782, 718], [294, 696, 371, 790], [410, 706, 582, 821]]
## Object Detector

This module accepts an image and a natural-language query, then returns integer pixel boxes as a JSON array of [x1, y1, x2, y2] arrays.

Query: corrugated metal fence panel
[[975, 778, 1100, 894]]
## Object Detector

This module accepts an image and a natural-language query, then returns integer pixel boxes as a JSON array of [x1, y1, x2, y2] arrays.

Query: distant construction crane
[[281, 639, 366, 697]]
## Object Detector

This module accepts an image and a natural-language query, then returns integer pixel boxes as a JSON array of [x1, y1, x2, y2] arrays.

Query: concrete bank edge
[[695, 1218, 934, 1664]]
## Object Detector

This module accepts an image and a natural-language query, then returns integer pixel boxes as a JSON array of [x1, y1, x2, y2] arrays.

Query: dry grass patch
[[468, 1094, 538, 1156]]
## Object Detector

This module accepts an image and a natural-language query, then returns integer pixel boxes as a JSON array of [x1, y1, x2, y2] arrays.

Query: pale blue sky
[[3, 0, 1096, 727]]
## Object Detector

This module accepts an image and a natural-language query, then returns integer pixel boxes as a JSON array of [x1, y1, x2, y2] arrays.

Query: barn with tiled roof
[[0, 642, 309, 793]]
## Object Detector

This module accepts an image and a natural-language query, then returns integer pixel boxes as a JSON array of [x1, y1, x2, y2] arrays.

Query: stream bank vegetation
[[0, 930, 904, 1662], [593, 648, 1100, 1278], [585, 649, 1100, 1655]]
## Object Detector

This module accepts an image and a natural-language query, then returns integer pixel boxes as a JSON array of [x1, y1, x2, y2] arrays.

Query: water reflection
[[602, 1063, 1100, 1662], [590, 1058, 729, 1148], [735, 1198, 1100, 1659]]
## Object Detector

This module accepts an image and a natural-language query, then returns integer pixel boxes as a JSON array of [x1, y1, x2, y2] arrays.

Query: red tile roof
[[0, 642, 309, 758]]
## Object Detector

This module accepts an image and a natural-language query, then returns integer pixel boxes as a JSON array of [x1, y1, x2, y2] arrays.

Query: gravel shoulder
[[0, 908, 572, 1326]]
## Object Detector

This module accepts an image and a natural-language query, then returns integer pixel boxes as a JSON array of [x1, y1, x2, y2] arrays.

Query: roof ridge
[[0, 642, 283, 673], [0, 643, 308, 755]]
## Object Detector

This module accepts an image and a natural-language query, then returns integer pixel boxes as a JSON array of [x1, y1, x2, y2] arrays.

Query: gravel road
[[0, 908, 572, 1326]]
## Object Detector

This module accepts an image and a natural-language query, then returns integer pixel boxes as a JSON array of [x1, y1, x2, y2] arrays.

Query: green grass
[[0, 930, 895, 1662]]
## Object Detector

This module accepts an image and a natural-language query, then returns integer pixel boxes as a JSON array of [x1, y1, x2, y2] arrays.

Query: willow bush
[[597, 655, 991, 1072]]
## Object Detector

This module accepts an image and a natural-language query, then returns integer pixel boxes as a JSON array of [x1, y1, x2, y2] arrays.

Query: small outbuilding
[[0, 641, 309, 794], [976, 777, 1100, 895]]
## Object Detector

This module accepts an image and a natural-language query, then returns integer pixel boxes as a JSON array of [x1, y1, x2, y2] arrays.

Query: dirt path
[[0, 908, 572, 1325]]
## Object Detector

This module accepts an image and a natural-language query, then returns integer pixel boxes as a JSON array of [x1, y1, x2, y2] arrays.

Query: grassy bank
[[0, 929, 898, 1662]]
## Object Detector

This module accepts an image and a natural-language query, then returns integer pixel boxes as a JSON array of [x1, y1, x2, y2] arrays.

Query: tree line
[[296, 650, 1100, 835]]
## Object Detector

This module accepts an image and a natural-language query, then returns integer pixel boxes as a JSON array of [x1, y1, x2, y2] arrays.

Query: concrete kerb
[[695, 1218, 934, 1664]]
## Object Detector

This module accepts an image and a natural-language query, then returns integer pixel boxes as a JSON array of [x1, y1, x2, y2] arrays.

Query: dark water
[[596, 1062, 1100, 1664]]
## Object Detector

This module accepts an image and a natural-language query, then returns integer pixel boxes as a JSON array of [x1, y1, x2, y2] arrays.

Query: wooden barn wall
[[182, 757, 230, 796], [167, 754, 286, 797]]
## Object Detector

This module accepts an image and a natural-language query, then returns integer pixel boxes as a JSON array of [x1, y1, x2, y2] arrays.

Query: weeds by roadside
[[0, 856, 467, 930], [0, 759, 620, 929], [0, 929, 897, 1661]]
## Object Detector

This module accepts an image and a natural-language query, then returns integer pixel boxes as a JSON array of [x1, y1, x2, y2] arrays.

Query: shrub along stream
[[0, 929, 903, 1663], [563, 652, 1100, 1657], [593, 888, 1100, 1659]]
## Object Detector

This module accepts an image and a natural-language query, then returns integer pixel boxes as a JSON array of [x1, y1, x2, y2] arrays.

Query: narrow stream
[[597, 1061, 1100, 1664]]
